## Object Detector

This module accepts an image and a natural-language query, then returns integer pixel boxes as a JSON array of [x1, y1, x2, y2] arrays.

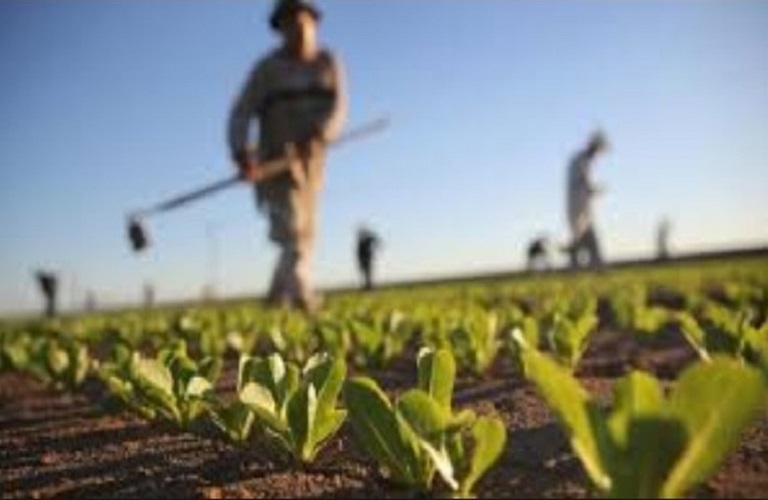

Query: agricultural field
[[1, 256, 767, 498]]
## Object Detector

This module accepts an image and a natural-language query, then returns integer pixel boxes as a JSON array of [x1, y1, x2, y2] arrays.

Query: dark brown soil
[[1, 328, 766, 498]]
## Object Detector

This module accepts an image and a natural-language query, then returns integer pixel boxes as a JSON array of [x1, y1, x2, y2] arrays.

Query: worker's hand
[[235, 157, 266, 183], [592, 183, 606, 196]]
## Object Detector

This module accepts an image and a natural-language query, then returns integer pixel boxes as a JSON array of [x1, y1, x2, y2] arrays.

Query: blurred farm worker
[[356, 226, 382, 291], [144, 282, 155, 309], [566, 130, 609, 269], [526, 234, 552, 271], [228, 0, 347, 312], [657, 217, 671, 261], [35, 270, 58, 318]]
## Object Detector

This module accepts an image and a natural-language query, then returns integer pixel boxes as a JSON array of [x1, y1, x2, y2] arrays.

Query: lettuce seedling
[[344, 348, 506, 497], [545, 298, 598, 370], [99, 340, 220, 428], [238, 352, 347, 463], [513, 332, 766, 498]]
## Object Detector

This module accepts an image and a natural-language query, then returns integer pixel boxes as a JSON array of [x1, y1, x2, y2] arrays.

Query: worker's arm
[[227, 61, 266, 179], [315, 51, 348, 144]]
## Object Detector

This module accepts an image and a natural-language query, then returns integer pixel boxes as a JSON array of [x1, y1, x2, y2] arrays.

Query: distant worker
[[228, 0, 347, 312], [657, 217, 671, 261], [85, 290, 97, 312], [144, 282, 155, 309], [35, 270, 58, 318], [526, 234, 552, 271], [357, 226, 382, 291], [566, 130, 609, 269]]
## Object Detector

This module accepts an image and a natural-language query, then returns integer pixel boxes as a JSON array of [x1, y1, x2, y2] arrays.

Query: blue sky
[[1, 1, 767, 314]]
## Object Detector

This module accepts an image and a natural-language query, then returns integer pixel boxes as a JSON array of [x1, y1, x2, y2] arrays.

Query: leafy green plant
[[238, 352, 347, 463], [346, 309, 412, 369], [675, 304, 766, 368], [448, 308, 502, 376], [1, 332, 91, 390], [268, 312, 317, 364], [344, 348, 506, 497], [42, 336, 91, 390], [203, 355, 259, 443], [99, 340, 221, 427], [545, 297, 598, 370], [513, 334, 767, 498], [504, 313, 540, 375], [610, 285, 671, 335]]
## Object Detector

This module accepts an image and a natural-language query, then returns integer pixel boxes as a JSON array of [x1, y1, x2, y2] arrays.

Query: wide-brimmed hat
[[270, 0, 322, 31]]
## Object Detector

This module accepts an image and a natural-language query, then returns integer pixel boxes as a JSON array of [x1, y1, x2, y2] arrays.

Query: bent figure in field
[[357, 226, 381, 291], [657, 217, 671, 261], [35, 270, 58, 318], [566, 130, 608, 269], [228, 0, 347, 312], [526, 235, 552, 271]]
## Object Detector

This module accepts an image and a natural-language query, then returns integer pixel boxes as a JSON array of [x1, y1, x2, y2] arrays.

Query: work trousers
[[258, 145, 324, 309], [569, 226, 603, 269]]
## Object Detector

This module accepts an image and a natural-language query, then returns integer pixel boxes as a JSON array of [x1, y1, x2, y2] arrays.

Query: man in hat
[[566, 130, 608, 269], [228, 0, 347, 312]]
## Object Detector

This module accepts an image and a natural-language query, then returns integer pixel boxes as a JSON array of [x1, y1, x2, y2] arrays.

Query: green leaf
[[661, 358, 767, 498], [132, 356, 180, 423], [675, 312, 712, 362], [199, 356, 222, 383], [240, 381, 287, 434], [607, 372, 686, 498], [134, 356, 174, 396], [520, 348, 612, 491], [609, 417, 687, 499], [305, 356, 346, 420], [419, 438, 458, 491], [458, 416, 507, 498], [396, 389, 450, 443], [417, 348, 456, 410], [344, 377, 418, 485], [607, 371, 665, 448], [186, 375, 213, 398], [287, 382, 315, 461], [46, 343, 70, 376], [212, 400, 255, 442]]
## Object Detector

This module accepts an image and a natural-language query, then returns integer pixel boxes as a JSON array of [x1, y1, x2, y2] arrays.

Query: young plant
[[545, 297, 598, 370], [99, 340, 221, 428], [42, 336, 91, 390], [203, 355, 259, 443], [449, 308, 502, 376], [268, 312, 316, 364], [504, 313, 540, 375], [3, 333, 91, 390], [675, 305, 766, 372], [347, 309, 412, 369], [344, 348, 507, 497], [512, 331, 767, 498], [238, 352, 347, 464]]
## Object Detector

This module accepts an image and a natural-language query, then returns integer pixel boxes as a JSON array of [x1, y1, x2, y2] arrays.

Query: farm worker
[[657, 217, 671, 261], [356, 226, 382, 291], [228, 0, 347, 312], [566, 130, 608, 269], [35, 270, 58, 318], [526, 234, 552, 272]]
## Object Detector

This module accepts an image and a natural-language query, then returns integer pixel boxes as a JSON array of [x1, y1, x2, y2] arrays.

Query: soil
[[1, 327, 766, 499]]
